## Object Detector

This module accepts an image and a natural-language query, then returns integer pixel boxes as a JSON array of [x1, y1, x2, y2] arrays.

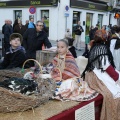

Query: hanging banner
[[70, 0, 108, 12]]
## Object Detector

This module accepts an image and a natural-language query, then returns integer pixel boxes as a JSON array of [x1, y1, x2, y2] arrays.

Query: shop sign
[[70, 0, 108, 12], [31, 1, 40, 5], [88, 4, 95, 9], [0, 0, 55, 7]]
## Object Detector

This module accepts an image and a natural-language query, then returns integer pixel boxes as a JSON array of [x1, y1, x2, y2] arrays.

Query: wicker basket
[[36, 50, 57, 65], [0, 59, 56, 113]]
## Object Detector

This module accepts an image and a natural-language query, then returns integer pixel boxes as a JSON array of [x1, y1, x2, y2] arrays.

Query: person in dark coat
[[93, 24, 99, 34], [13, 19, 27, 36], [25, 20, 29, 29], [88, 24, 98, 42], [65, 28, 77, 58], [13, 19, 18, 30], [0, 33, 26, 69], [68, 44, 77, 58], [23, 20, 52, 67], [89, 26, 95, 41], [2, 19, 8, 34], [4, 20, 13, 52]]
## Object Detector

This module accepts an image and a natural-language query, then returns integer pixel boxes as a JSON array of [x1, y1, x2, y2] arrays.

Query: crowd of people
[[1, 18, 50, 68], [52, 24, 120, 119], [1, 17, 120, 119]]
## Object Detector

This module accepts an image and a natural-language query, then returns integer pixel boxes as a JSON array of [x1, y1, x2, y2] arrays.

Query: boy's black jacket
[[0, 48, 26, 69]]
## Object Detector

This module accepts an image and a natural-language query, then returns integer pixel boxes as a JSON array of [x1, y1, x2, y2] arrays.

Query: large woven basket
[[0, 59, 56, 113]]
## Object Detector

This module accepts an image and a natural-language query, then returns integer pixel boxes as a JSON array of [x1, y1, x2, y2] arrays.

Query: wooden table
[[48, 94, 103, 120]]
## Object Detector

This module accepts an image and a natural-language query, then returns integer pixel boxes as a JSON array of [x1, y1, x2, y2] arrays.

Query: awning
[[0, 0, 58, 7], [70, 0, 108, 12]]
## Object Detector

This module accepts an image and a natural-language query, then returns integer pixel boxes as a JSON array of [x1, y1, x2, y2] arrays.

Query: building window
[[109, 14, 112, 25], [14, 10, 22, 20], [86, 13, 93, 35], [72, 11, 80, 36], [98, 14, 103, 29], [41, 10, 49, 36], [73, 11, 80, 25]]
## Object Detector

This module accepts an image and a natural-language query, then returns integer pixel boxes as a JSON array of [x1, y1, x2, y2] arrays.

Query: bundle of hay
[[0, 61, 56, 113]]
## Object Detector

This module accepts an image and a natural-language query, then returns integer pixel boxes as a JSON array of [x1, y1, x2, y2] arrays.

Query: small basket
[[21, 59, 43, 74], [36, 50, 57, 65], [0, 59, 56, 113]]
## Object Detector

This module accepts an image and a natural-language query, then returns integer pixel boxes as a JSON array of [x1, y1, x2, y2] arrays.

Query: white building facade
[[0, 0, 117, 41]]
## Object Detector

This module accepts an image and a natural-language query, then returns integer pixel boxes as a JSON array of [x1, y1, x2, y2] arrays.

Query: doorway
[[41, 10, 49, 36], [14, 10, 22, 20], [86, 13, 93, 35], [98, 14, 103, 29], [72, 11, 80, 37]]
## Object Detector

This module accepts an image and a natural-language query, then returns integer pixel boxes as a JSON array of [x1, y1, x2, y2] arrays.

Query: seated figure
[[0, 33, 26, 69], [51, 39, 98, 101], [82, 30, 120, 120]]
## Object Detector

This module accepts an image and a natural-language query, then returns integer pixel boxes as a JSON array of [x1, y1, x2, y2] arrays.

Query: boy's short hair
[[10, 33, 23, 43]]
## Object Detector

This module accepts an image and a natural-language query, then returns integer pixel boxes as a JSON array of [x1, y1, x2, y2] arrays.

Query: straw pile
[[0, 70, 56, 113]]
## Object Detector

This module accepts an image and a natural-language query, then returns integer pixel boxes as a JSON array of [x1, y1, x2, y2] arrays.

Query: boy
[[0, 33, 26, 69]]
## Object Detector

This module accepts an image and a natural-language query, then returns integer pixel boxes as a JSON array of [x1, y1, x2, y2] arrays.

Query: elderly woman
[[82, 30, 120, 120]]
